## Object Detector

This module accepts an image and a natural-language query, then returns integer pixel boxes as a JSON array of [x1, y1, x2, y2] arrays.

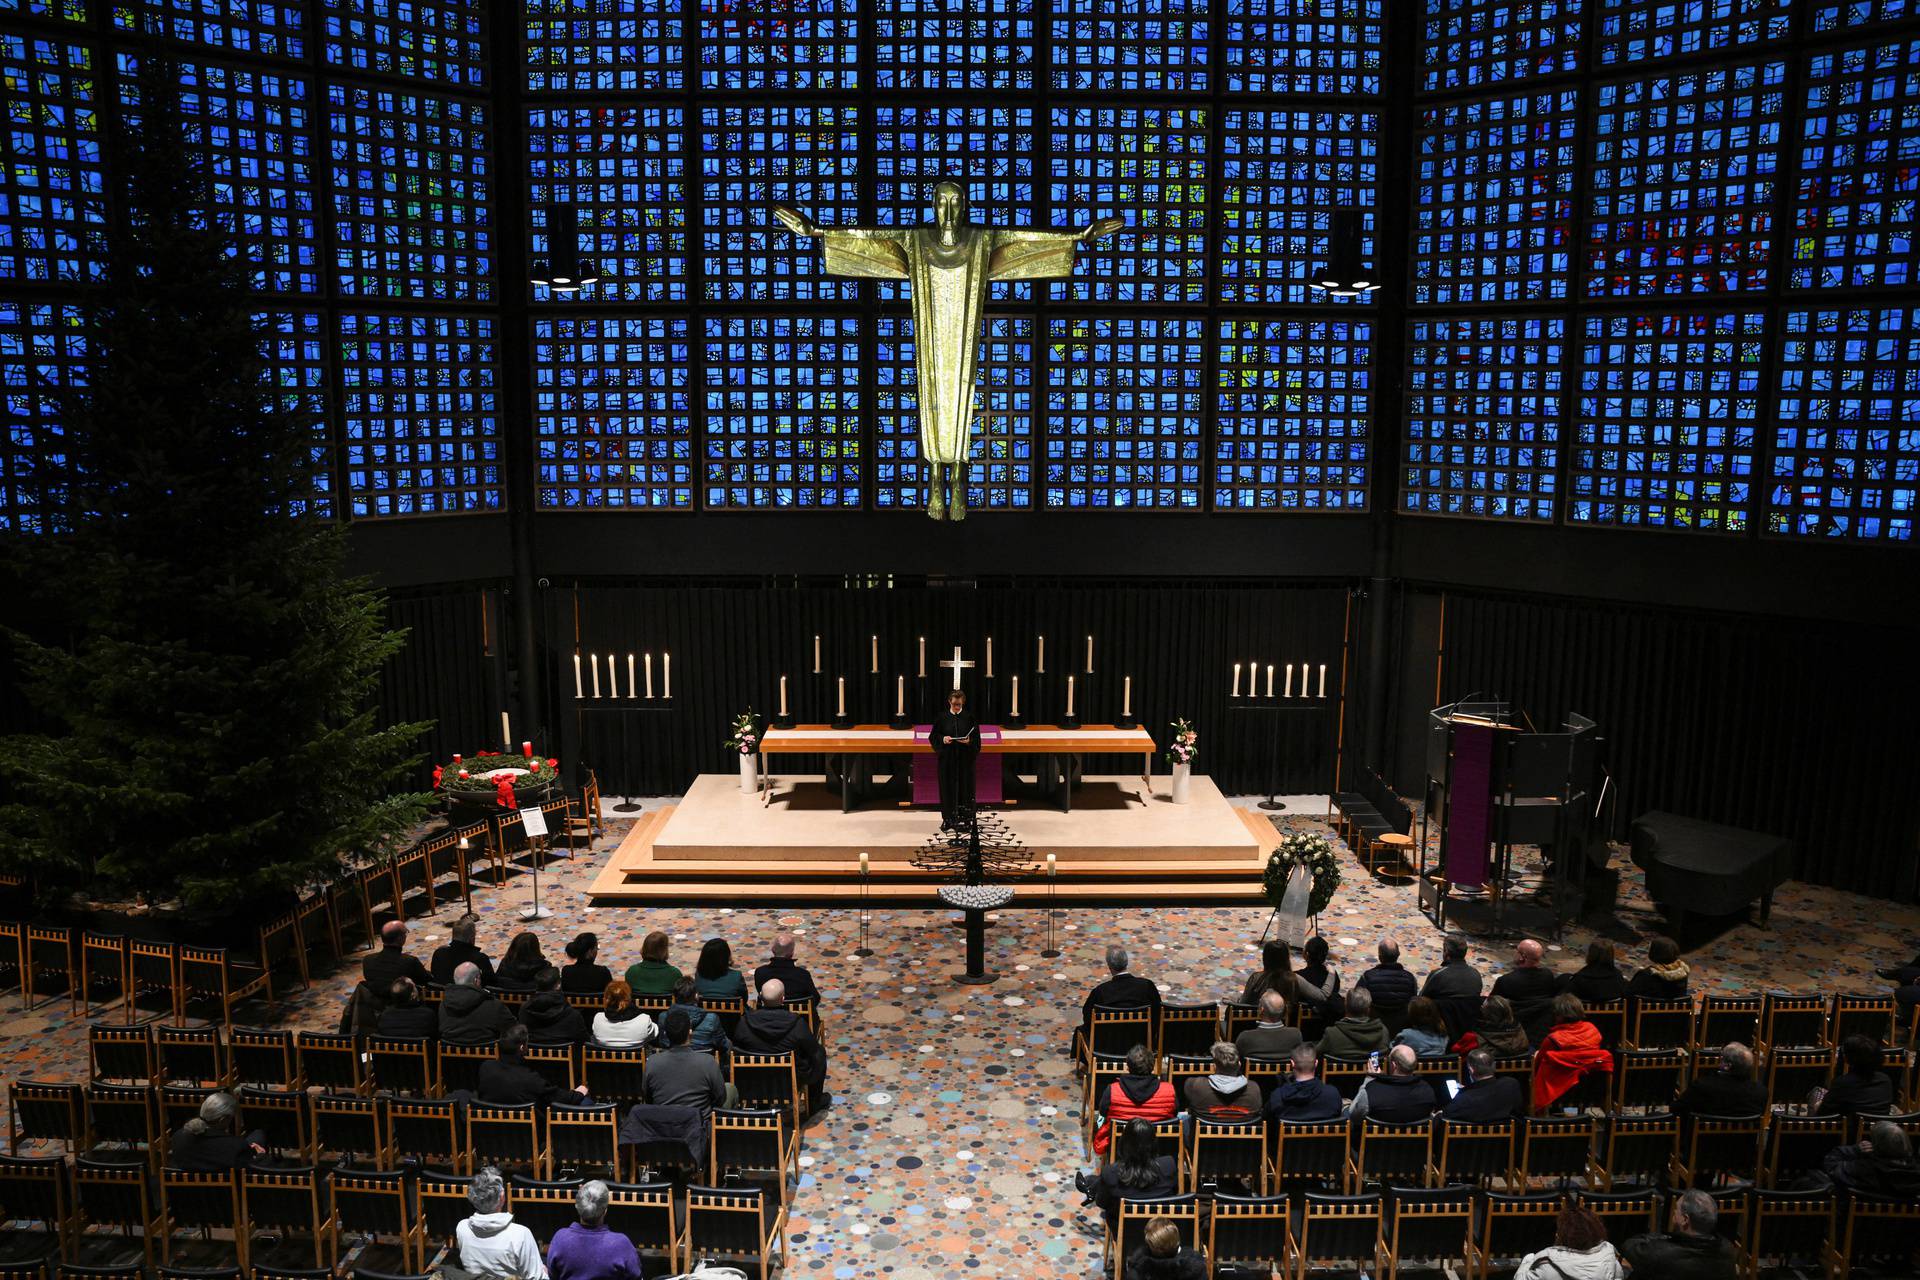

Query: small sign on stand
[[1276, 864, 1313, 948], [519, 806, 553, 920]]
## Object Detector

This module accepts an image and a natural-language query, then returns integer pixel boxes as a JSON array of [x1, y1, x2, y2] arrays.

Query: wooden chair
[[310, 1094, 386, 1168], [1205, 1194, 1287, 1279], [228, 1031, 298, 1091], [729, 1050, 801, 1131], [523, 1043, 577, 1093], [1428, 1119, 1514, 1189], [1825, 1195, 1920, 1279], [1159, 1003, 1220, 1059], [1831, 993, 1898, 1048], [0, 1152, 73, 1263], [1584, 1000, 1627, 1049], [580, 1046, 648, 1110], [685, 1184, 786, 1280], [1348, 1117, 1432, 1193], [158, 1168, 246, 1268], [468, 1102, 548, 1178], [356, 863, 401, 937], [386, 1097, 463, 1173], [326, 874, 371, 957], [1410, 1054, 1462, 1109], [24, 926, 74, 1014], [1084, 1053, 1130, 1138], [1188, 1117, 1268, 1197], [78, 933, 132, 1021], [1591, 1112, 1678, 1189], [72, 1158, 164, 1270], [1292, 1191, 1381, 1280], [437, 1041, 496, 1098], [1759, 993, 1829, 1053], [1574, 1187, 1659, 1245], [0, 920, 23, 1001], [1109, 1193, 1198, 1280], [1695, 995, 1761, 1050], [1614, 1047, 1686, 1112], [1765, 1046, 1836, 1110], [239, 1166, 334, 1269], [10, 1082, 86, 1156], [416, 1170, 475, 1252], [1489, 1053, 1535, 1099], [1162, 1054, 1210, 1098], [236, 1087, 310, 1164], [1748, 1187, 1833, 1279], [549, 1103, 621, 1178], [327, 1171, 421, 1274], [1271, 1118, 1348, 1193], [1672, 1113, 1765, 1188], [156, 1026, 230, 1088], [254, 912, 307, 994], [1512, 1115, 1594, 1189], [1465, 1190, 1563, 1280], [87, 1025, 154, 1085], [364, 1038, 436, 1098], [84, 1083, 160, 1168], [388, 845, 431, 921], [1382, 1184, 1474, 1280], [420, 830, 469, 918], [1627, 997, 1695, 1050], [504, 1177, 581, 1247], [711, 1108, 797, 1200], [291, 890, 338, 971], [1083, 1005, 1157, 1066], [293, 1034, 364, 1097], [567, 771, 601, 846], [1762, 1114, 1845, 1188], [1321, 1054, 1371, 1102], [178, 947, 271, 1025], [604, 1181, 679, 1274], [157, 1087, 217, 1143]]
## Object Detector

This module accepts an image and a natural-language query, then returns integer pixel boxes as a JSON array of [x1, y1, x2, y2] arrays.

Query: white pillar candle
[[836, 676, 846, 717], [1066, 674, 1075, 717], [591, 655, 601, 698], [1085, 634, 1093, 672], [1232, 662, 1241, 697], [870, 634, 878, 673], [918, 636, 926, 678], [1047, 852, 1056, 878], [627, 653, 636, 699], [1038, 634, 1046, 672], [896, 674, 905, 716], [607, 653, 617, 698], [663, 652, 671, 698], [1265, 664, 1274, 698], [570, 654, 582, 699], [813, 635, 821, 674], [1011, 675, 1020, 717], [1319, 663, 1328, 698], [1123, 675, 1131, 717], [985, 636, 993, 678], [1285, 663, 1294, 698], [860, 850, 869, 874], [501, 711, 511, 744], [779, 674, 788, 716], [644, 652, 654, 699]]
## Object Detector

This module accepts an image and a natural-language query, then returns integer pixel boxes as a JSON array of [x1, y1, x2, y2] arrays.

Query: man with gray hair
[[1673, 1041, 1767, 1118], [1315, 985, 1389, 1059], [432, 913, 496, 986], [1076, 944, 1163, 1057], [363, 918, 432, 992], [545, 1179, 641, 1280], [457, 1166, 547, 1280], [1348, 1044, 1438, 1124], [1622, 1187, 1736, 1279], [754, 929, 819, 1004], [1183, 1042, 1262, 1121], [167, 1091, 266, 1169], [1820, 1119, 1920, 1199], [440, 959, 516, 1045]]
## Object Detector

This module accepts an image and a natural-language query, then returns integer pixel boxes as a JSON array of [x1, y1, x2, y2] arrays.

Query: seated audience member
[[363, 920, 432, 992], [1627, 936, 1690, 1001], [1515, 1204, 1623, 1280], [1820, 1119, 1920, 1200], [1238, 941, 1293, 1006], [1234, 990, 1302, 1061], [376, 977, 438, 1039], [432, 915, 495, 986], [545, 1180, 640, 1280], [1621, 1189, 1737, 1280], [1316, 985, 1389, 1059], [1124, 1217, 1207, 1280], [1445, 1048, 1525, 1122], [478, 1025, 591, 1106], [1355, 938, 1417, 1028], [559, 933, 612, 995], [1455, 994, 1531, 1059], [168, 1092, 266, 1170], [1080, 946, 1164, 1054], [668, 976, 730, 1052], [1267, 1043, 1343, 1122], [1812, 1034, 1896, 1117], [1292, 934, 1342, 1013], [496, 931, 548, 989], [733, 978, 829, 1113], [1349, 1045, 1438, 1124], [1559, 938, 1630, 1007], [1183, 1043, 1262, 1122], [1085, 1119, 1178, 1234], [1393, 996, 1450, 1057], [640, 1008, 731, 1121], [1673, 1042, 1767, 1119], [623, 930, 682, 996], [693, 937, 748, 998], [1092, 1044, 1177, 1156], [591, 980, 657, 1049], [1532, 994, 1613, 1112], [1421, 935, 1483, 999], [458, 1166, 547, 1280], [755, 931, 820, 1003], [1491, 939, 1560, 1042], [440, 962, 517, 1044], [520, 965, 589, 1044]]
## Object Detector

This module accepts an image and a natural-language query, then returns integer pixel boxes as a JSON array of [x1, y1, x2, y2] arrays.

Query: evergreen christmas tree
[[0, 58, 431, 917]]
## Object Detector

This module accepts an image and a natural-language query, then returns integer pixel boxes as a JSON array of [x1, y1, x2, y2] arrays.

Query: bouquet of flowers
[[1263, 830, 1341, 917], [725, 709, 759, 756], [1166, 718, 1198, 768]]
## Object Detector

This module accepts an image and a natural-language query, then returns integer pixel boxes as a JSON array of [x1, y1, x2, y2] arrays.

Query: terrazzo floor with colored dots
[[6, 795, 1919, 1278]]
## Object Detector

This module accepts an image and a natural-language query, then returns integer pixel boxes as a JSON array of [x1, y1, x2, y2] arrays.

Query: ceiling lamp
[[531, 204, 600, 294], [1312, 209, 1380, 298]]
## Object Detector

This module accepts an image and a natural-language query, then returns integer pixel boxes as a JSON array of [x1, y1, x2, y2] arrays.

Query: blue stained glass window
[[1586, 60, 1787, 297], [0, 298, 83, 534], [1214, 318, 1371, 512], [1049, 107, 1209, 305], [524, 0, 684, 91], [1574, 310, 1764, 532], [1044, 316, 1205, 510], [1219, 109, 1379, 306], [323, 0, 487, 87], [339, 312, 500, 517], [1413, 90, 1579, 305], [1422, 0, 1582, 92], [533, 316, 693, 510], [1404, 316, 1565, 522], [1224, 0, 1383, 95], [327, 85, 492, 303], [257, 310, 332, 517], [115, 0, 309, 58], [1811, 1, 1916, 31], [1595, 0, 1789, 65], [876, 314, 1034, 511], [875, 0, 1034, 90], [1051, 0, 1210, 92], [1792, 39, 1920, 291], [527, 106, 686, 303], [700, 0, 859, 90], [0, 35, 105, 285], [703, 316, 862, 509], [5, 0, 83, 19], [1772, 306, 1920, 540], [874, 105, 1037, 302], [119, 55, 321, 295], [700, 105, 861, 303]]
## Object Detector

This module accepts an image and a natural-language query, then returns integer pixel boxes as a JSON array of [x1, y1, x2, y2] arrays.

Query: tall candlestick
[[1037, 634, 1046, 672], [573, 654, 583, 699], [627, 652, 636, 699], [663, 652, 671, 698], [644, 652, 654, 699], [607, 653, 618, 699], [1319, 663, 1327, 698], [1285, 663, 1293, 698], [896, 674, 905, 716], [813, 635, 821, 674], [1232, 662, 1241, 697], [1066, 675, 1075, 717], [985, 636, 993, 678], [779, 674, 789, 716], [870, 634, 878, 674], [918, 636, 926, 678], [1265, 664, 1274, 698], [591, 654, 601, 699], [1011, 675, 1020, 717], [1086, 634, 1094, 672], [837, 677, 846, 717], [501, 711, 511, 744], [1123, 675, 1132, 717]]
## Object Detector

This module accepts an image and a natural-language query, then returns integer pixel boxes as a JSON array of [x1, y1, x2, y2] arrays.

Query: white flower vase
[[739, 751, 758, 793], [1170, 761, 1191, 804]]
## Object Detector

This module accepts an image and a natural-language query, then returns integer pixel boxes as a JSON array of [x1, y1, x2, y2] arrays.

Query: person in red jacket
[[1091, 1043, 1177, 1156], [1532, 992, 1614, 1111]]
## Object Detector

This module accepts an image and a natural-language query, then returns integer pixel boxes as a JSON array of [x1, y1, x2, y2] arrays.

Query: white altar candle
[[1285, 663, 1293, 698], [1066, 675, 1076, 717], [837, 677, 846, 717], [1319, 663, 1328, 698], [1037, 634, 1046, 672], [918, 636, 926, 678], [1085, 634, 1093, 672], [985, 636, 993, 678], [1265, 664, 1274, 698], [896, 674, 905, 716], [644, 652, 654, 699], [573, 654, 583, 699], [501, 711, 511, 744], [860, 850, 869, 874], [1011, 675, 1020, 717], [813, 635, 821, 674], [607, 653, 618, 698], [1047, 852, 1056, 878], [779, 674, 788, 716], [663, 652, 671, 698], [591, 654, 601, 698], [1231, 662, 1241, 697], [627, 653, 636, 699], [870, 634, 878, 673], [1123, 676, 1132, 717]]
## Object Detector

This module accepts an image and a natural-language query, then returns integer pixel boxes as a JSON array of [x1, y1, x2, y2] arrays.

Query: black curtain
[[380, 586, 501, 775]]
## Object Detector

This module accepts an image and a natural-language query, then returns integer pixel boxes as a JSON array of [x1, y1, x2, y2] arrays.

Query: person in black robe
[[932, 688, 979, 828]]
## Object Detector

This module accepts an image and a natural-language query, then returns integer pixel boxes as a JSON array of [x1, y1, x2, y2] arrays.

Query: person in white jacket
[[457, 1166, 548, 1280], [1514, 1204, 1623, 1280]]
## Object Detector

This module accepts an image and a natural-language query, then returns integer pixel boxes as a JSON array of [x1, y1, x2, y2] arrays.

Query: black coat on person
[[476, 1056, 577, 1107], [732, 1007, 827, 1089], [1125, 1247, 1208, 1280], [362, 943, 431, 994], [438, 984, 516, 1044], [753, 958, 819, 1004], [1443, 1075, 1525, 1123], [1083, 973, 1163, 1024], [931, 706, 980, 823], [375, 1004, 438, 1039], [1560, 963, 1631, 1006], [1620, 1230, 1738, 1280], [430, 940, 495, 986], [560, 962, 613, 994], [519, 992, 589, 1044]]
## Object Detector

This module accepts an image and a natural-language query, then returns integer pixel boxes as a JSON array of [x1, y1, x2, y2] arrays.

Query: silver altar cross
[[939, 644, 976, 691]]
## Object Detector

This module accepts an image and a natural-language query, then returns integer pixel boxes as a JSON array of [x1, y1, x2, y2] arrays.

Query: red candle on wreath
[[452, 753, 462, 765], [521, 740, 533, 759]]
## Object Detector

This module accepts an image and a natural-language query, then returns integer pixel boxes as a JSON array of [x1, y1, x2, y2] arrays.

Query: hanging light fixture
[[1312, 208, 1380, 298], [531, 204, 600, 294]]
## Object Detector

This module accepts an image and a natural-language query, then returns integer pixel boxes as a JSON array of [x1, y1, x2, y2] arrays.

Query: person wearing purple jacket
[[545, 1181, 640, 1280]]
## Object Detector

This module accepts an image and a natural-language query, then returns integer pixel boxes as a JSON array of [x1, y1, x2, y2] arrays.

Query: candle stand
[[1228, 693, 1334, 813]]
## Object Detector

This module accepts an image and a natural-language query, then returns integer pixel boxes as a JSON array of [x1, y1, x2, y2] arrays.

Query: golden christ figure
[[775, 182, 1124, 521]]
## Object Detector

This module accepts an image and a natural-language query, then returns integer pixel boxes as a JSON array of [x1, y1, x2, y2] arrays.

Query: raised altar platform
[[588, 772, 1281, 906]]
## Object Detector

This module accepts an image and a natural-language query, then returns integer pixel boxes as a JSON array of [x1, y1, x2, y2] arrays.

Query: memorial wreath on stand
[[1263, 831, 1341, 936], [434, 749, 561, 814]]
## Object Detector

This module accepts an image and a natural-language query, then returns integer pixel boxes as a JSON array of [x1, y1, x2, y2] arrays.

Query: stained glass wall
[[1410, 0, 1920, 541]]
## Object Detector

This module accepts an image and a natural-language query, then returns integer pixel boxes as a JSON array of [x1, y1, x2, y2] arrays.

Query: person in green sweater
[[1315, 984, 1390, 1059], [624, 930, 682, 996], [693, 937, 747, 999]]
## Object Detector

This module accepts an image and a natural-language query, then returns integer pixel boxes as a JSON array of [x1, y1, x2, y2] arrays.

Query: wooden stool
[[1372, 831, 1415, 879]]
